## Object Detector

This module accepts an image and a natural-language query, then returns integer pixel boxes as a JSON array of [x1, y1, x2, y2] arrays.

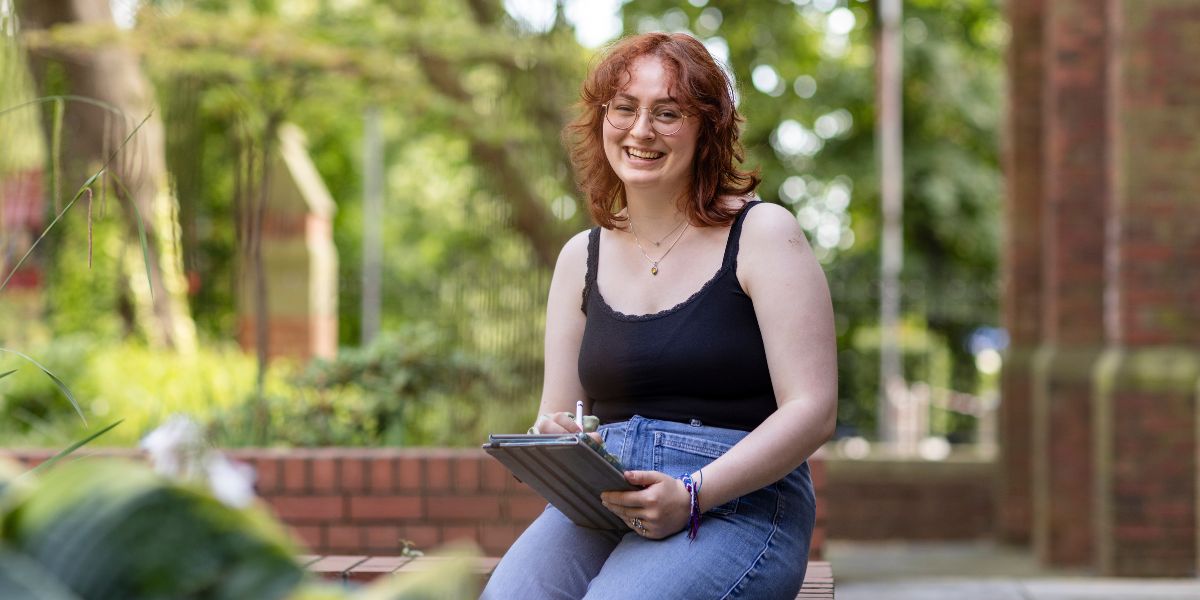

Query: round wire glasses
[[601, 102, 690, 136]]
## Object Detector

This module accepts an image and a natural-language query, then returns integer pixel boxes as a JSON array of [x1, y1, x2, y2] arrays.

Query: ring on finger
[[631, 517, 647, 534]]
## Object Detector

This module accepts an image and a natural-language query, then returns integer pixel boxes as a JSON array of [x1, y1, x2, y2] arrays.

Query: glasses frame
[[600, 102, 691, 137]]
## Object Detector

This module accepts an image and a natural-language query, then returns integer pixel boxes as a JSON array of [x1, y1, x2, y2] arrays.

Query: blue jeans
[[481, 415, 816, 600]]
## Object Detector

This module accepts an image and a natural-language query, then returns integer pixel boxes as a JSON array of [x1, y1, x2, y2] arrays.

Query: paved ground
[[826, 541, 1200, 600]]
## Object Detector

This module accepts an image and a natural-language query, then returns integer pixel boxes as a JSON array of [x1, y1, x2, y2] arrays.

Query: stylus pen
[[575, 400, 584, 433]]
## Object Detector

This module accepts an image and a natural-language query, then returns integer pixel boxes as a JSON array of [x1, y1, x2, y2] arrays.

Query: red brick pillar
[[997, 0, 1044, 546], [237, 124, 338, 362], [1092, 0, 1200, 577], [1007, 0, 1200, 577], [1029, 0, 1113, 567]]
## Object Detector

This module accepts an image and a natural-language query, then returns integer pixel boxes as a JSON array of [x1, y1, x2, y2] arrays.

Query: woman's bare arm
[[534, 229, 592, 433], [690, 202, 838, 509]]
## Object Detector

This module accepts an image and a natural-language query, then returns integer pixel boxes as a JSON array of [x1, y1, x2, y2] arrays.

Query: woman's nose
[[628, 108, 656, 138]]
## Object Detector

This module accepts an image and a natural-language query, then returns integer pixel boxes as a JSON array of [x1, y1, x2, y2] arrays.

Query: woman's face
[[602, 55, 699, 201]]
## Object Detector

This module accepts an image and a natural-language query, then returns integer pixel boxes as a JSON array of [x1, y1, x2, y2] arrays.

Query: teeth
[[627, 148, 664, 159]]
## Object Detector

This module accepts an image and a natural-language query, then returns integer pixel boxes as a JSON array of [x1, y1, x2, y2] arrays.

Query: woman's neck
[[624, 187, 687, 230]]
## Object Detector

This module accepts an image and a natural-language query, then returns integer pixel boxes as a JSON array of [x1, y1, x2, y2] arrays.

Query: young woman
[[482, 32, 836, 600]]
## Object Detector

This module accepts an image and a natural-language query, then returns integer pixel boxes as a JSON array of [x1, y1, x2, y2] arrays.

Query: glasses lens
[[604, 104, 685, 135], [605, 104, 636, 129], [653, 119, 683, 136]]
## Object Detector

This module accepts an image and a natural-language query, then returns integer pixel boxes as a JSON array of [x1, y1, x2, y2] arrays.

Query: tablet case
[[482, 433, 637, 531]]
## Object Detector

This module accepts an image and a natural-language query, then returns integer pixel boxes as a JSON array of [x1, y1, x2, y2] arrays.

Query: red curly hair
[[563, 32, 760, 229]]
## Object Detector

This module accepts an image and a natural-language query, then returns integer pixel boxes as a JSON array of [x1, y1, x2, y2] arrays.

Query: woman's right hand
[[530, 412, 603, 444], [530, 412, 583, 434]]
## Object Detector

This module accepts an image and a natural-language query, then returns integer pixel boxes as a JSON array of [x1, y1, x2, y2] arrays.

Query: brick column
[[1007, 0, 1200, 576], [1093, 0, 1200, 577], [237, 124, 338, 362], [997, 0, 1044, 546], [1029, 0, 1112, 567]]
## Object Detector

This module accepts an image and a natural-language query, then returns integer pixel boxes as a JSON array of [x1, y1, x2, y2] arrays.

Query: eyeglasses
[[601, 102, 690, 136]]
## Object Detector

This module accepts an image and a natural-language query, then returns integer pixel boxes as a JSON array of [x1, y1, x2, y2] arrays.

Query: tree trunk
[[17, 0, 196, 351]]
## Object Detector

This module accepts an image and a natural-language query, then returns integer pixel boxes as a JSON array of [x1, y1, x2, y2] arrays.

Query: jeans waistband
[[597, 414, 751, 472]]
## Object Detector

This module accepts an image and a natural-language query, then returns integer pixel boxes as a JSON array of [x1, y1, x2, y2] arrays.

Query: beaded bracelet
[[679, 471, 703, 540]]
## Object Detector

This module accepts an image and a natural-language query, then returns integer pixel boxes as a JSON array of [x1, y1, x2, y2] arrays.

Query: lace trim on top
[[582, 201, 760, 322]]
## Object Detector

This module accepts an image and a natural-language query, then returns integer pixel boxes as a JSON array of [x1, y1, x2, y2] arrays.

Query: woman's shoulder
[[738, 200, 815, 264], [742, 200, 804, 239], [554, 227, 595, 272]]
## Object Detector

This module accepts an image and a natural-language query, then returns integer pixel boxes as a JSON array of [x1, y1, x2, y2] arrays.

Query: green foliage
[[0, 456, 485, 599], [211, 327, 529, 447], [3, 460, 303, 600], [836, 321, 953, 438], [0, 330, 530, 448], [0, 336, 267, 446]]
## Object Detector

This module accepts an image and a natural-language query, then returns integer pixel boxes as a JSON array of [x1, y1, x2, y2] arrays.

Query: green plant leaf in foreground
[[4, 460, 304, 600], [0, 549, 81, 600], [0, 369, 16, 380], [24, 420, 123, 478], [0, 349, 86, 425]]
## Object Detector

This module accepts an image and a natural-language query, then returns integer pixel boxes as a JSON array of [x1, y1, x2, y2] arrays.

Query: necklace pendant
[[650, 264, 659, 276]]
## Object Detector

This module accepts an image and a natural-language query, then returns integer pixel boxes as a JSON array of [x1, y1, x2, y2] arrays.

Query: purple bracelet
[[679, 471, 703, 540]]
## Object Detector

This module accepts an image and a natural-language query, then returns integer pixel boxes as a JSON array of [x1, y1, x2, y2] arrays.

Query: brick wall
[[1002, 0, 1200, 577], [822, 456, 994, 540], [4, 448, 827, 560], [997, 0, 1043, 546]]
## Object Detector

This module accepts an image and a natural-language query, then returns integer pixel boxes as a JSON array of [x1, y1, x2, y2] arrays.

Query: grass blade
[[0, 169, 105, 294], [0, 94, 123, 119], [23, 419, 123, 477], [0, 107, 152, 294], [130, 188, 154, 302], [0, 348, 87, 425], [51, 96, 64, 212], [0, 368, 17, 380]]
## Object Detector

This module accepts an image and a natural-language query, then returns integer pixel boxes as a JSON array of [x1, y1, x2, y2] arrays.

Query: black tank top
[[578, 201, 776, 431]]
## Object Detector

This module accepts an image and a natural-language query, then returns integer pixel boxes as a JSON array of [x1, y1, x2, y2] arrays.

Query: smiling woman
[[482, 32, 838, 600]]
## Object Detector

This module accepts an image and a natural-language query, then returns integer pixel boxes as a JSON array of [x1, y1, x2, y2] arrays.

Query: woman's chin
[[618, 169, 683, 192]]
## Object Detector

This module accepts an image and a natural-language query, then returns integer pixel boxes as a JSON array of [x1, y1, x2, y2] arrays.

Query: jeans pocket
[[651, 431, 739, 516]]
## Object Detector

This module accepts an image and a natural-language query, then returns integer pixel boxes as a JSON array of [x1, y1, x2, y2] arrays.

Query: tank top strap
[[721, 200, 762, 270], [581, 226, 602, 314]]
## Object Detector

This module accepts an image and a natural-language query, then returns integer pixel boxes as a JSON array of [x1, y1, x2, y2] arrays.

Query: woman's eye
[[655, 109, 681, 121], [614, 105, 637, 114]]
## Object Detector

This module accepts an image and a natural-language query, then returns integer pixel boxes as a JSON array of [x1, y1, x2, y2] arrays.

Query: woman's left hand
[[600, 471, 691, 539]]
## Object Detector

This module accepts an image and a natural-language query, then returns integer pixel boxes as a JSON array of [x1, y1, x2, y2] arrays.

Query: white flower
[[206, 454, 257, 509], [140, 414, 207, 479], [141, 414, 258, 508]]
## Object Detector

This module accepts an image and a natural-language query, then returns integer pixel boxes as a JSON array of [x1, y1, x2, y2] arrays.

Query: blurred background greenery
[[0, 0, 1004, 449]]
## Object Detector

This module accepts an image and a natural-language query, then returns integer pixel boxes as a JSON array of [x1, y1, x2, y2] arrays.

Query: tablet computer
[[482, 433, 637, 531]]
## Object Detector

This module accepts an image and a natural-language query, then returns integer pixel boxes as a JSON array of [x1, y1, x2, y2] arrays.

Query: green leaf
[[51, 97, 63, 211], [0, 348, 86, 425], [126, 183, 155, 303], [24, 420, 123, 477], [0, 368, 17, 380]]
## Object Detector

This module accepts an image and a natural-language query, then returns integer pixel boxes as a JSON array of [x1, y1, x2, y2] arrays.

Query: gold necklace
[[628, 218, 689, 276]]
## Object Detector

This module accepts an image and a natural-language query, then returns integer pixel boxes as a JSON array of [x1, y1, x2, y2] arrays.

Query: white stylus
[[575, 400, 584, 433]]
